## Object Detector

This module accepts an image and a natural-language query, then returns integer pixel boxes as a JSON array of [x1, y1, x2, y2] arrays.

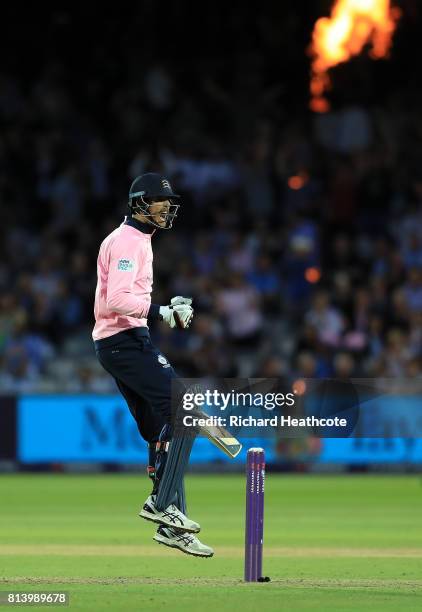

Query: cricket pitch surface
[[1, 474, 421, 611]]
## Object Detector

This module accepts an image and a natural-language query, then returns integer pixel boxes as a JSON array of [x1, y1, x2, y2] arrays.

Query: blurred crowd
[[0, 4, 421, 393]]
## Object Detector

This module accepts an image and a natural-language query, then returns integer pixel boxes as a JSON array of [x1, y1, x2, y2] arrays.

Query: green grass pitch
[[0, 473, 422, 610]]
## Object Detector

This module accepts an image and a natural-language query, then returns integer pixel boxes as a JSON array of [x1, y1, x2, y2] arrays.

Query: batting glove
[[173, 303, 194, 329], [159, 303, 194, 329], [171, 296, 193, 307]]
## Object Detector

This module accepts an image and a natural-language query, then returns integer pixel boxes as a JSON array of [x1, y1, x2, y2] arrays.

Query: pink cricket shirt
[[92, 219, 154, 340]]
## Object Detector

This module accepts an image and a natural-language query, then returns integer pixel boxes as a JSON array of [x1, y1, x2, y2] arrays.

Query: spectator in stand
[[305, 290, 345, 349], [216, 273, 263, 349]]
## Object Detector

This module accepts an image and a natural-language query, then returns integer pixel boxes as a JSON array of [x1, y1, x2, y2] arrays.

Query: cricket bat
[[187, 407, 242, 458]]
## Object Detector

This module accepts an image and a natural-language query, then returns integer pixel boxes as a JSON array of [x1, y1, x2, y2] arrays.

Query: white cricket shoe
[[153, 525, 214, 558], [139, 495, 200, 533]]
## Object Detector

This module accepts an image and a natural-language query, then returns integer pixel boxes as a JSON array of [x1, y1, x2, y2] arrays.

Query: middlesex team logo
[[117, 259, 134, 271], [158, 354, 170, 367], [162, 179, 171, 190]]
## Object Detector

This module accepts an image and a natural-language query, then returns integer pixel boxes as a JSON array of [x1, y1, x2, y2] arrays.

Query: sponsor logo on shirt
[[117, 259, 134, 271]]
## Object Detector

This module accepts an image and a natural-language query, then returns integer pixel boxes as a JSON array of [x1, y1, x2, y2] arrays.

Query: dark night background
[[0, 1, 421, 393]]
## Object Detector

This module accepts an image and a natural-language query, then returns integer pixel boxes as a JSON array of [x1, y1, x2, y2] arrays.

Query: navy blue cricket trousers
[[94, 327, 177, 446]]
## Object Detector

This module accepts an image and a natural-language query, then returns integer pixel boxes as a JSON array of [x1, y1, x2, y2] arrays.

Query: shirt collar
[[124, 216, 155, 235]]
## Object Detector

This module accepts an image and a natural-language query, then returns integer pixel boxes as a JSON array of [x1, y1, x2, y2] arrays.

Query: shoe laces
[[164, 527, 195, 545], [176, 533, 195, 545]]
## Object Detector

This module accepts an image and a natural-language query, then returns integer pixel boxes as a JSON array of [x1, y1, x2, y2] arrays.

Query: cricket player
[[92, 173, 213, 557]]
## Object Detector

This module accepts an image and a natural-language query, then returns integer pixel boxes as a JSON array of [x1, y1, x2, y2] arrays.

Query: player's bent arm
[[106, 244, 193, 325], [106, 246, 151, 317], [106, 289, 151, 318]]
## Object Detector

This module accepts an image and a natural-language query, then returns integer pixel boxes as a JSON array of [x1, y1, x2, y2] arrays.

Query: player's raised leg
[[153, 526, 214, 558], [139, 425, 200, 532]]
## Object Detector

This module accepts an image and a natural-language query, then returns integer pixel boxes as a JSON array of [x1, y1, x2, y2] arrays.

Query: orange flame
[[309, 0, 401, 112]]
